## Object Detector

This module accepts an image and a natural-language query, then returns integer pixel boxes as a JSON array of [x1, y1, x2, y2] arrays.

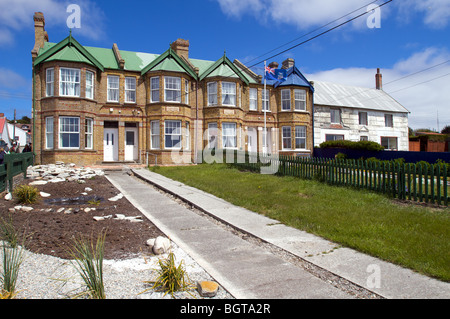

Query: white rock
[[57, 208, 65, 213], [29, 180, 48, 185], [84, 187, 93, 192], [4, 193, 12, 201], [84, 207, 91, 213], [81, 192, 88, 195], [21, 206, 34, 212], [152, 236, 171, 255], [114, 214, 126, 220], [93, 216, 104, 221], [146, 238, 156, 247], [108, 193, 123, 201], [40, 192, 51, 198]]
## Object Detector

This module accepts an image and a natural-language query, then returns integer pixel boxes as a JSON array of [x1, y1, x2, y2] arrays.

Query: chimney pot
[[268, 61, 279, 69], [171, 38, 190, 60], [282, 58, 295, 69], [376, 68, 382, 90]]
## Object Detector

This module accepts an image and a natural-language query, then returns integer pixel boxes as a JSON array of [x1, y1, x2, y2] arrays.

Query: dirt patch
[[0, 174, 164, 260]]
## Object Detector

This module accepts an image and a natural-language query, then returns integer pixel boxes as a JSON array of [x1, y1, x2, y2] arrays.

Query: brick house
[[31, 12, 315, 166]]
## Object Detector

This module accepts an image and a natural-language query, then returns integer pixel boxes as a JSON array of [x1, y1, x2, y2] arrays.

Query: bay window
[[85, 118, 93, 149], [165, 76, 181, 102], [222, 82, 236, 106], [45, 117, 53, 149], [60, 68, 80, 97], [295, 126, 306, 149], [165, 120, 181, 149], [151, 77, 160, 102], [282, 126, 291, 150], [281, 89, 290, 111], [294, 89, 306, 111], [208, 122, 218, 149], [207, 82, 217, 106], [150, 120, 160, 149], [59, 116, 80, 149], [222, 123, 237, 149], [86, 71, 94, 99], [46, 68, 54, 97]]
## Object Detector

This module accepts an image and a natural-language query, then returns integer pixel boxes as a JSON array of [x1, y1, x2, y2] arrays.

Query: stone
[[108, 193, 123, 201], [84, 187, 92, 192], [84, 207, 91, 213], [4, 193, 12, 201], [197, 281, 219, 297], [40, 192, 51, 198], [146, 238, 156, 247], [152, 236, 171, 255], [21, 206, 34, 212], [57, 207, 65, 213], [114, 214, 126, 220], [29, 180, 48, 186]]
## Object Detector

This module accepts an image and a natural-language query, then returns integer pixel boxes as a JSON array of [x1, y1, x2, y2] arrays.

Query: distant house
[[0, 113, 11, 148], [7, 123, 28, 150], [410, 132, 449, 152], [312, 69, 410, 151]]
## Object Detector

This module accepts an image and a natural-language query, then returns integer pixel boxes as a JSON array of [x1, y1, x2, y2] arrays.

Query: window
[[385, 114, 393, 128], [360, 136, 368, 141], [45, 117, 53, 149], [325, 134, 344, 141], [222, 82, 236, 106], [295, 126, 306, 149], [359, 112, 368, 125], [185, 122, 190, 150], [59, 117, 79, 149], [294, 89, 306, 111], [150, 77, 159, 102], [125, 77, 136, 103], [281, 89, 291, 111], [85, 118, 93, 149], [60, 68, 80, 97], [282, 126, 291, 150], [185, 80, 189, 104], [107, 75, 119, 102], [150, 121, 160, 149], [208, 122, 218, 149], [86, 71, 94, 99], [207, 82, 217, 106], [249, 88, 257, 111], [165, 76, 181, 102], [46, 68, 54, 97], [381, 137, 397, 150], [330, 109, 340, 124], [262, 89, 270, 111], [222, 123, 237, 149], [164, 120, 181, 149]]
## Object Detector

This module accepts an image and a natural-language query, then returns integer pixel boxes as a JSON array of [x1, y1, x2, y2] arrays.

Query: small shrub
[[319, 140, 385, 151], [13, 185, 39, 204], [335, 152, 347, 160]]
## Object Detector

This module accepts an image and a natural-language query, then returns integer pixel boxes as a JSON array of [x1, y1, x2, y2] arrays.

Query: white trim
[[59, 116, 80, 149]]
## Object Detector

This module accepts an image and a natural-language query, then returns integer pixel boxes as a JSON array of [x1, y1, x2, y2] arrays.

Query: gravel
[[5, 242, 234, 299]]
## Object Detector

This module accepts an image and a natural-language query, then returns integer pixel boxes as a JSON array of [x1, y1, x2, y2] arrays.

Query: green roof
[[36, 35, 258, 84]]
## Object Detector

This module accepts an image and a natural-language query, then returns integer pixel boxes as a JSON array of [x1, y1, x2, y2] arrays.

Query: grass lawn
[[150, 163, 450, 282]]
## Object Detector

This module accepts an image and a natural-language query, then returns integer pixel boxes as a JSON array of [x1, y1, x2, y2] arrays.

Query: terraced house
[[31, 12, 314, 166]]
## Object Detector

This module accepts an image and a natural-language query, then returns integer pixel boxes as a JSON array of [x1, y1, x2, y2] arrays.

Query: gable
[[199, 54, 250, 85], [141, 48, 198, 79]]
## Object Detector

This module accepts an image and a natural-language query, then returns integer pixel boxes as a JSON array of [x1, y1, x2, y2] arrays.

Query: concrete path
[[105, 168, 450, 299]]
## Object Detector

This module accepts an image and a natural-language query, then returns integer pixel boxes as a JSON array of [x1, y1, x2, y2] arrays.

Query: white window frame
[[208, 122, 218, 149], [294, 89, 306, 111], [222, 122, 237, 149], [381, 136, 398, 150], [107, 75, 120, 102], [249, 88, 257, 111], [46, 68, 54, 97], [85, 118, 93, 149], [45, 116, 53, 149], [262, 89, 270, 112], [59, 68, 80, 97], [281, 89, 291, 111], [185, 122, 190, 150], [359, 112, 368, 125], [164, 76, 181, 103], [185, 80, 189, 104], [295, 126, 307, 150], [85, 71, 94, 99], [385, 114, 393, 128], [150, 76, 160, 102], [207, 82, 218, 106], [326, 134, 344, 141], [282, 126, 292, 150], [150, 120, 160, 149], [330, 109, 341, 124], [125, 77, 136, 103], [164, 120, 182, 149], [59, 116, 80, 149], [222, 82, 236, 106]]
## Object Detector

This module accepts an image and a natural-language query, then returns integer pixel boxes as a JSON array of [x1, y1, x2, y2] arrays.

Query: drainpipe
[[194, 79, 199, 164], [32, 65, 36, 164], [311, 81, 315, 158]]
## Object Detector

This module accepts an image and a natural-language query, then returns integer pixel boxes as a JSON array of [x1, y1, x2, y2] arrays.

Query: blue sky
[[0, 0, 449, 130]]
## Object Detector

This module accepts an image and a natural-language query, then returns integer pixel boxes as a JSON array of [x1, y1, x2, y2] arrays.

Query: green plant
[[335, 152, 347, 160], [0, 214, 20, 248], [67, 231, 107, 299], [319, 140, 385, 151], [87, 199, 101, 206], [13, 185, 39, 204], [142, 251, 193, 298], [1, 241, 24, 298]]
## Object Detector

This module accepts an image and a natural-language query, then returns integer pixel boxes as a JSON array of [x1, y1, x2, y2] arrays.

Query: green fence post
[[424, 164, 429, 203], [430, 164, 435, 204], [436, 164, 441, 206], [444, 164, 448, 206]]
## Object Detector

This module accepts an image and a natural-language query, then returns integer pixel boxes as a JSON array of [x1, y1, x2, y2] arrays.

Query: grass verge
[[150, 164, 450, 282]]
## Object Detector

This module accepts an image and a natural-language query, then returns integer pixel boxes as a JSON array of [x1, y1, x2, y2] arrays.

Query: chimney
[[282, 58, 295, 69], [268, 61, 279, 69], [31, 12, 48, 60], [171, 38, 190, 61], [375, 68, 382, 90]]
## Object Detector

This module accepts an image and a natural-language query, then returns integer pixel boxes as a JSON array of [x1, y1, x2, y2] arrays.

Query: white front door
[[124, 128, 138, 161], [247, 127, 257, 153], [104, 128, 118, 162]]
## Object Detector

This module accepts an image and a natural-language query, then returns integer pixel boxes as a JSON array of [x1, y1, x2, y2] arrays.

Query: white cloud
[[0, 0, 106, 45], [306, 48, 450, 130], [0, 67, 28, 89], [396, 0, 450, 29]]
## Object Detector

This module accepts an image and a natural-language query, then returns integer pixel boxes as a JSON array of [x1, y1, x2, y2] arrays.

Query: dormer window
[[60, 68, 80, 97]]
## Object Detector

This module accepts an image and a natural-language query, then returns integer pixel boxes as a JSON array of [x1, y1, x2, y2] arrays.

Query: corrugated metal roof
[[312, 80, 409, 113]]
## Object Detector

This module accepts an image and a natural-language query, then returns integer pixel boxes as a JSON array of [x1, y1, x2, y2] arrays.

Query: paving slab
[[105, 170, 353, 299], [130, 168, 450, 299]]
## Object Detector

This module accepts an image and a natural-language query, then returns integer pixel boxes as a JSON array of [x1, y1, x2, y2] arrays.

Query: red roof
[[0, 118, 5, 134]]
